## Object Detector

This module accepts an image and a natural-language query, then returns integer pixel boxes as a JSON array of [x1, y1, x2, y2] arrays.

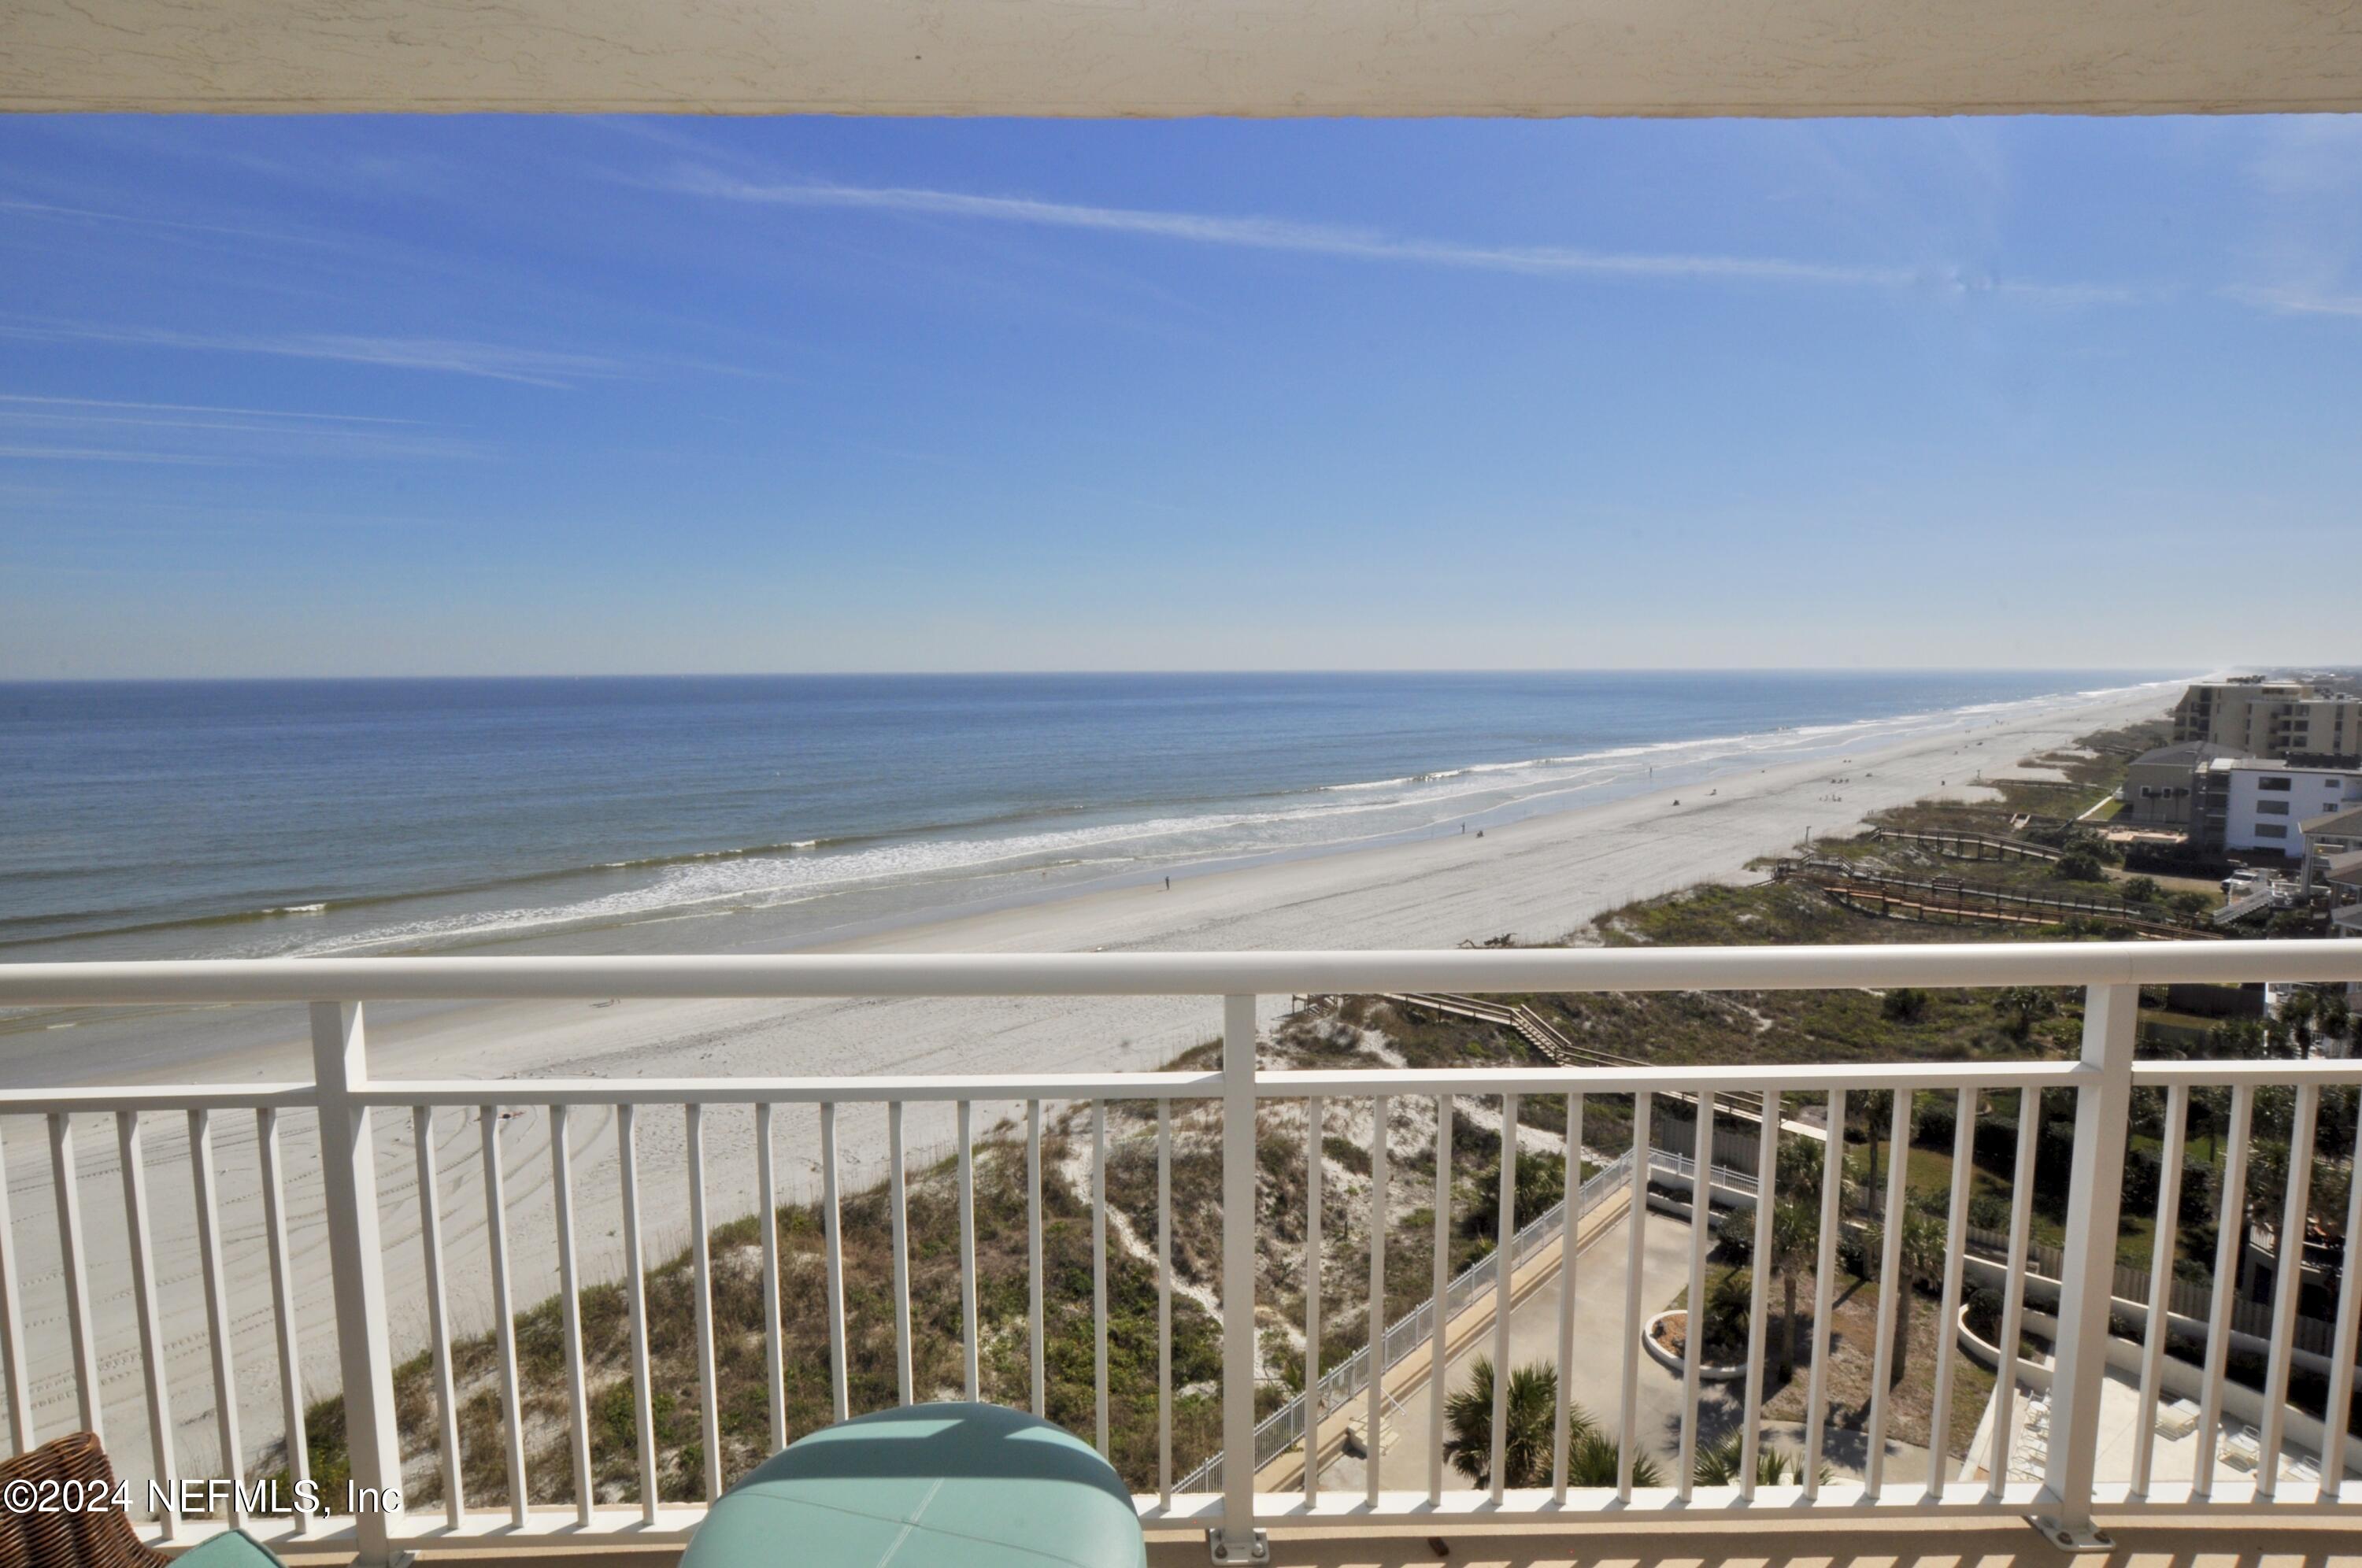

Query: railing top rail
[[16, 1060, 2360, 1114], [2134, 1059, 2362, 1087], [1258, 1061, 2090, 1096], [0, 1083, 317, 1113], [348, 1072, 1226, 1106], [3, 938, 2360, 1004]]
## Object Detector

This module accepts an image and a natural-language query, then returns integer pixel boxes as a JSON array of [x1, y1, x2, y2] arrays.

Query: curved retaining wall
[[1954, 1304, 2360, 1477]]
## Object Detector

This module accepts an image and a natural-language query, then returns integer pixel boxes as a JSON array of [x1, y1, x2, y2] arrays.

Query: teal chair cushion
[[683, 1403, 1146, 1568], [172, 1529, 284, 1567]]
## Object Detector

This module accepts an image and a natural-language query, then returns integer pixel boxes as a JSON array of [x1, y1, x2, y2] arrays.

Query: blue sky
[[1, 113, 2356, 676]]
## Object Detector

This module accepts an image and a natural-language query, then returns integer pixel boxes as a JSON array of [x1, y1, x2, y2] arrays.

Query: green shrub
[[2055, 848, 2106, 882]]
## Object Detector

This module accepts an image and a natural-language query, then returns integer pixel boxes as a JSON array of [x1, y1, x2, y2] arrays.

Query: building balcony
[[3, 942, 2360, 1566]]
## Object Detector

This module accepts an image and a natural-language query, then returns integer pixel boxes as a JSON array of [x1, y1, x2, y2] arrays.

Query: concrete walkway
[[1318, 1203, 1931, 1493], [1320, 1204, 1700, 1492]]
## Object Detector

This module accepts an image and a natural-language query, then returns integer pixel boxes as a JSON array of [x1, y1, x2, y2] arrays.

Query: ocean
[[0, 671, 2177, 965]]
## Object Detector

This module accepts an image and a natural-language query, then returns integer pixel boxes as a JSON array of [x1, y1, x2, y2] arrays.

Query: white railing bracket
[[2029, 1514, 2115, 1555], [1207, 1525, 1272, 1564]]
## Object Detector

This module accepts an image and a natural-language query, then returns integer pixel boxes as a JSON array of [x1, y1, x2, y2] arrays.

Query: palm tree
[[1879, 1208, 1947, 1386], [1753, 1119, 1826, 1386], [1691, 1431, 1834, 1487], [1442, 1357, 1558, 1489], [1857, 1089, 1895, 1216], [1767, 1198, 1819, 1383], [1446, 1358, 1666, 1490], [1567, 1429, 1663, 1488]]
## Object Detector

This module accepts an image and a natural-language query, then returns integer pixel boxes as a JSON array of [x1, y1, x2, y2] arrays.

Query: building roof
[[2208, 757, 2362, 778], [2302, 806, 2362, 840], [2131, 741, 2245, 769], [2323, 850, 2362, 889]]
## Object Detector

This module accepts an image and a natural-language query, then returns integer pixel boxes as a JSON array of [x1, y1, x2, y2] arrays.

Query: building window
[[2260, 777, 2294, 791], [2258, 801, 2290, 815], [2255, 824, 2288, 839]]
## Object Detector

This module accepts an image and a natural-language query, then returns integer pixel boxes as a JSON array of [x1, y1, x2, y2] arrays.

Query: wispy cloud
[[0, 446, 234, 465], [0, 196, 353, 251], [0, 317, 626, 387], [0, 393, 488, 464], [0, 393, 426, 425], [668, 168, 2144, 305], [2220, 283, 2362, 320]]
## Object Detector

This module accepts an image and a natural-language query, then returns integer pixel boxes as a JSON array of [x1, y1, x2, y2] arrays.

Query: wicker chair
[[0, 1432, 168, 1568]]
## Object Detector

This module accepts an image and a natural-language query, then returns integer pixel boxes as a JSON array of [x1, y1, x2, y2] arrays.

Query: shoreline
[[0, 679, 2174, 1481], [0, 675, 2194, 969]]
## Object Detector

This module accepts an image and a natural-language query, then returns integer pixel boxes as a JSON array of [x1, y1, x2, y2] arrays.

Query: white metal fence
[[2, 941, 2360, 1562]]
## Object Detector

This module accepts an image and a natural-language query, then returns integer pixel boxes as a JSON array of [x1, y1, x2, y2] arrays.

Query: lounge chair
[[683, 1402, 1148, 1568], [0, 1431, 165, 1568], [0, 1430, 284, 1568]]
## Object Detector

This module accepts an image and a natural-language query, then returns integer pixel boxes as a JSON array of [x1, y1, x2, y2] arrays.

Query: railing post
[[2038, 982, 2136, 1551], [1212, 993, 1268, 1564], [309, 1001, 402, 1565]]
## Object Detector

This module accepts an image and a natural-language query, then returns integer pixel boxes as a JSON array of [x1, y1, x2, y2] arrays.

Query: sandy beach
[[0, 681, 2172, 1483]]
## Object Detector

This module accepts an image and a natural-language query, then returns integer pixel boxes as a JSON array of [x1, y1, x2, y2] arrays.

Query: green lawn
[[1848, 1131, 2158, 1269]]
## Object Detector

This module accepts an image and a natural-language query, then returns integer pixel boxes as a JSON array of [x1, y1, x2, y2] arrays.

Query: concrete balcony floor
[[267, 1515, 2362, 1568]]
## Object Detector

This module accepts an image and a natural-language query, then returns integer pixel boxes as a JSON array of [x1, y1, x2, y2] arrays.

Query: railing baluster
[[2256, 1082, 2319, 1493], [1677, 1091, 1715, 1500], [1094, 1099, 1111, 1459], [47, 1113, 101, 1439], [116, 1111, 176, 1537], [0, 1119, 28, 1455], [1551, 1092, 1582, 1500], [1488, 1093, 1516, 1503], [2194, 1083, 2253, 1500], [821, 1100, 850, 1423], [1157, 1099, 1172, 1506], [757, 1101, 787, 1448], [1218, 993, 1261, 1562], [412, 1106, 465, 1525], [617, 1102, 660, 1519], [688, 1103, 721, 1498], [1801, 1089, 1844, 1500], [2042, 984, 2137, 1544], [1306, 1093, 1326, 1503], [308, 1002, 398, 1564], [1427, 1091, 1452, 1505], [1366, 1093, 1387, 1510], [187, 1109, 242, 1525], [1740, 1090, 1778, 1498], [2131, 1083, 2190, 1497], [1987, 1086, 2042, 1498], [0, 1120, 35, 1455], [2321, 1101, 2362, 1503], [890, 1100, 914, 1407], [550, 1104, 594, 1526], [958, 1100, 979, 1403], [255, 1109, 309, 1535], [1617, 1093, 1652, 1501], [1927, 1086, 1978, 1496], [1864, 1085, 1912, 1496], [1028, 1099, 1046, 1418], [481, 1105, 528, 1524]]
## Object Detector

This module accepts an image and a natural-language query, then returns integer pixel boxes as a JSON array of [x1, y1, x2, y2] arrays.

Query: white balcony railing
[[3, 941, 2361, 1562]]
